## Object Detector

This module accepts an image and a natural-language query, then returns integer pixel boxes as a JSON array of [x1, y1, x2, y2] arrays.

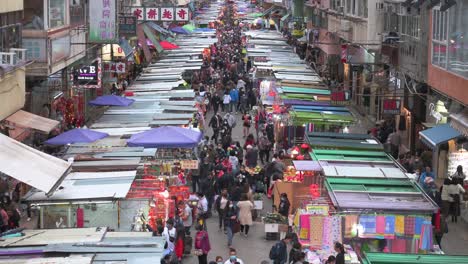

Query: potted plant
[[253, 193, 263, 210]]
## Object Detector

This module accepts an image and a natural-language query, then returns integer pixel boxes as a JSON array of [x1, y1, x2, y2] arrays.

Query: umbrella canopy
[[127, 126, 202, 148], [182, 24, 196, 32], [160, 41, 180, 50], [89, 95, 135, 107], [170, 26, 189, 34], [45, 128, 109, 145]]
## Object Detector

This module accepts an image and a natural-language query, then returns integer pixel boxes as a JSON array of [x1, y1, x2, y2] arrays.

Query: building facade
[[0, 1, 26, 120]]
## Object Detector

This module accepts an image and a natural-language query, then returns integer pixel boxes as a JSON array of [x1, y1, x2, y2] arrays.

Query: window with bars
[[431, 1, 468, 78]]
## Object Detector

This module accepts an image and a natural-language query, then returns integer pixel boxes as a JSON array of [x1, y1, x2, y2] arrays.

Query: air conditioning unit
[[9, 48, 27, 62], [340, 20, 351, 32], [0, 52, 16, 65]]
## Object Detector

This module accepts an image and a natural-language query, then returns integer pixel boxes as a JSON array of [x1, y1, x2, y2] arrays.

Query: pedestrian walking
[[258, 133, 272, 164], [242, 113, 252, 138], [162, 218, 176, 251], [334, 242, 346, 264], [224, 202, 239, 247], [209, 114, 222, 143], [229, 88, 239, 113], [216, 189, 230, 231], [237, 194, 253, 237], [179, 200, 193, 235], [245, 145, 258, 169], [194, 224, 211, 264], [269, 233, 293, 264], [223, 91, 231, 112], [278, 193, 290, 217]]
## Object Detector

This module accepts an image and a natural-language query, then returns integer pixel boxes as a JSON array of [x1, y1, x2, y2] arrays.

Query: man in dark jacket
[[278, 193, 290, 217], [270, 233, 293, 264], [209, 114, 222, 143]]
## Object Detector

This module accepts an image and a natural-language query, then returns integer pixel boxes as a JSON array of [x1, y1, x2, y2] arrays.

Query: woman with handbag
[[224, 201, 239, 247], [194, 224, 211, 264]]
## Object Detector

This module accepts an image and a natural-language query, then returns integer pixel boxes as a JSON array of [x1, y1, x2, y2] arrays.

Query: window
[[49, 0, 67, 28], [23, 0, 45, 30], [0, 23, 21, 52], [346, 0, 351, 13], [70, 0, 85, 27], [432, 1, 468, 78], [400, 15, 419, 39]]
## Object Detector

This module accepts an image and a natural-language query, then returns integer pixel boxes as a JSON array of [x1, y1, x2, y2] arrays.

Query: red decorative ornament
[[301, 143, 309, 150], [296, 154, 305, 160], [268, 90, 277, 97]]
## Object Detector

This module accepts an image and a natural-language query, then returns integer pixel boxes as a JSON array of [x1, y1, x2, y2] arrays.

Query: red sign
[[145, 8, 159, 21], [160, 8, 174, 21], [131, 7, 144, 20], [383, 99, 401, 114], [175, 8, 189, 21], [341, 44, 347, 63]]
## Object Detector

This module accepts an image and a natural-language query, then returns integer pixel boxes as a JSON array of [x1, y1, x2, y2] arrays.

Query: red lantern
[[301, 143, 309, 150], [296, 154, 305, 160]]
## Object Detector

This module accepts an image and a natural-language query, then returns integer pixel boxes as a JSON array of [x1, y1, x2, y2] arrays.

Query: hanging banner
[[119, 16, 137, 35], [89, 0, 118, 43], [341, 44, 347, 63], [130, 7, 191, 21], [103, 62, 126, 73]]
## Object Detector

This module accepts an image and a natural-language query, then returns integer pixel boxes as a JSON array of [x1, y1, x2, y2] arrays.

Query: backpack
[[269, 242, 281, 260]]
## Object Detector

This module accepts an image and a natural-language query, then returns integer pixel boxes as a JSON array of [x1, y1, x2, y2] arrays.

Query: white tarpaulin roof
[[26, 170, 137, 202], [0, 133, 70, 194]]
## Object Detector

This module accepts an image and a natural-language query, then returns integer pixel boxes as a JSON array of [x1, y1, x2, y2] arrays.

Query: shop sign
[[305, 205, 329, 215], [180, 160, 198, 170], [131, 7, 190, 21], [383, 99, 401, 115], [89, 0, 118, 43], [72, 59, 101, 89], [103, 62, 126, 73], [119, 16, 137, 35]]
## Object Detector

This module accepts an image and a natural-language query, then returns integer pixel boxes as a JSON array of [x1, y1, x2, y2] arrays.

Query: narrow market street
[[1, 0, 468, 264]]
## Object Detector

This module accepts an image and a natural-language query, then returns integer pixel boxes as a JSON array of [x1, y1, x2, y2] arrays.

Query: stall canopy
[[292, 160, 322, 171], [449, 108, 468, 136], [89, 95, 135, 107], [325, 178, 438, 212], [160, 41, 180, 50], [307, 132, 383, 151], [45, 128, 109, 145], [419, 123, 462, 149], [0, 133, 70, 195], [127, 126, 202, 148], [362, 252, 468, 264], [5, 110, 59, 134], [171, 26, 189, 34]]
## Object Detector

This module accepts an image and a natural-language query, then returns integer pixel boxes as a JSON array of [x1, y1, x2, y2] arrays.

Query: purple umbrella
[[170, 26, 189, 34], [45, 128, 109, 145], [127, 126, 202, 148], [89, 95, 135, 107]]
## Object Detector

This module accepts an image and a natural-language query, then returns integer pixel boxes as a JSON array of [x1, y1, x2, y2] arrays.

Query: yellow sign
[[305, 205, 329, 216]]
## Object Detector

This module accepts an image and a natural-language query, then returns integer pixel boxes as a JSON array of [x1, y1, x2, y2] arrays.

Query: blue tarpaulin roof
[[419, 123, 462, 148], [45, 128, 109, 145], [127, 126, 202, 148], [89, 95, 135, 107]]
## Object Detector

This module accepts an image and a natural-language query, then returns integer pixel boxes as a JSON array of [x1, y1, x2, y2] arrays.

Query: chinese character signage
[[89, 0, 118, 43], [175, 8, 189, 21], [129, 7, 190, 21], [103, 62, 126, 73], [383, 99, 401, 115], [131, 7, 144, 20], [160, 8, 174, 21], [119, 16, 137, 35], [145, 8, 159, 21]]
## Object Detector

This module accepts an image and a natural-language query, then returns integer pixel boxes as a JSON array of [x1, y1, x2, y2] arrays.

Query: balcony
[[0, 49, 27, 120]]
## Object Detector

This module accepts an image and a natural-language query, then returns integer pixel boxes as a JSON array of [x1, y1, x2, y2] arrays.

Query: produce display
[[263, 213, 288, 224]]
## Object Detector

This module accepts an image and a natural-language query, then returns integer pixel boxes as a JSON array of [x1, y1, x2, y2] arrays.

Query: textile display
[[299, 214, 311, 240], [322, 217, 332, 248], [414, 217, 424, 239], [395, 215, 405, 235], [309, 216, 324, 247], [404, 216, 415, 236], [419, 220, 433, 250], [344, 215, 358, 238], [384, 215, 395, 239], [375, 215, 385, 235], [359, 215, 376, 237], [330, 216, 342, 244]]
